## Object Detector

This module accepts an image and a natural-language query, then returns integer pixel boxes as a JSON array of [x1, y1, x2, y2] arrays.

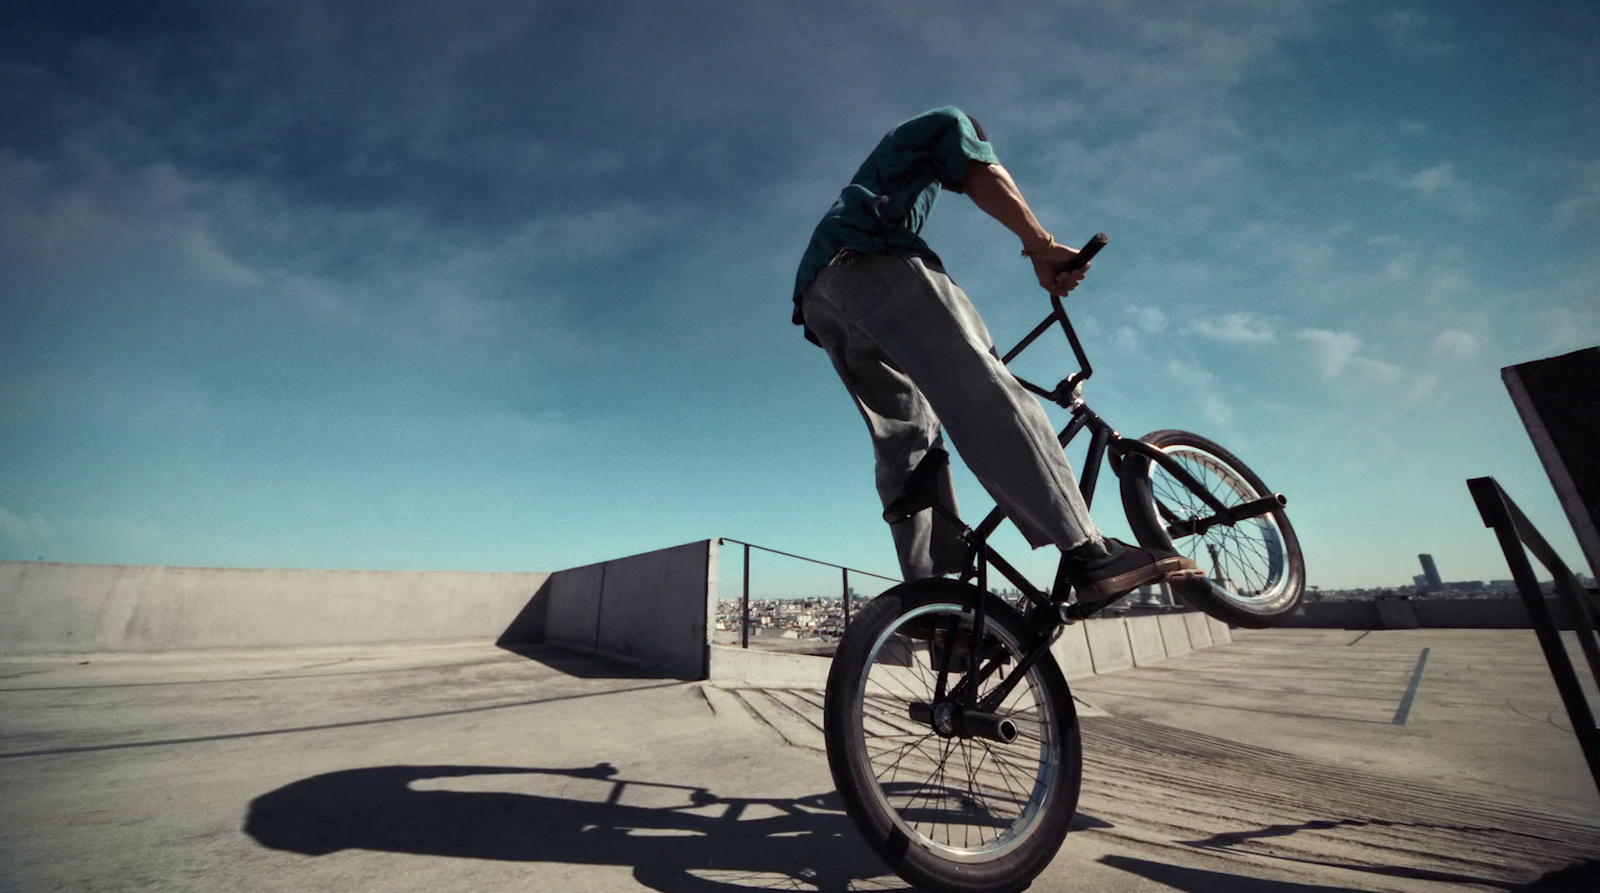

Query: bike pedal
[[1062, 591, 1119, 622], [1059, 602, 1093, 624]]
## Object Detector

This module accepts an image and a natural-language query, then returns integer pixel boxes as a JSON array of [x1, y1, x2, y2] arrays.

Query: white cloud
[[1295, 328, 1416, 391], [1297, 329, 1363, 380], [1391, 162, 1487, 218], [1349, 356, 1404, 385], [1352, 160, 1481, 219], [1404, 163, 1458, 198], [1433, 329, 1480, 361], [1192, 312, 1275, 343], [1127, 305, 1168, 333], [1407, 372, 1440, 403]]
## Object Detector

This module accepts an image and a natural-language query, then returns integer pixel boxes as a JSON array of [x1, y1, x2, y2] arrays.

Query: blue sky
[[2, 1, 1596, 591]]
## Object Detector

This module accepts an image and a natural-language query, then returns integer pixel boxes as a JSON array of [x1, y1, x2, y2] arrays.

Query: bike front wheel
[[824, 579, 1081, 893], [1119, 429, 1305, 628]]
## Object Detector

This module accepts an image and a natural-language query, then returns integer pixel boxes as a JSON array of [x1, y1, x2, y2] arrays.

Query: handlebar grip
[[1063, 233, 1108, 271]]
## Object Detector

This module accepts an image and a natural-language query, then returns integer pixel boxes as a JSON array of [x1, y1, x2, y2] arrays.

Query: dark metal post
[[741, 543, 750, 649], [1554, 572, 1600, 687], [842, 568, 851, 630], [1469, 477, 1600, 797], [1499, 493, 1600, 689]]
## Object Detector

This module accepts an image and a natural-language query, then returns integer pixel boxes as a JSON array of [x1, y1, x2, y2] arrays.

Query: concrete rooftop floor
[[2, 628, 1598, 892]]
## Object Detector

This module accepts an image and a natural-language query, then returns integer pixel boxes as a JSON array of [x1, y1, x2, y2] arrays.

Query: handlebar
[[1001, 233, 1106, 406], [1063, 232, 1109, 272]]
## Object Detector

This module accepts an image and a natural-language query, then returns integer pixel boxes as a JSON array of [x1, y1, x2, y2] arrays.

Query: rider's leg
[[804, 253, 1194, 599], [814, 254, 1101, 552], [802, 266, 965, 580]]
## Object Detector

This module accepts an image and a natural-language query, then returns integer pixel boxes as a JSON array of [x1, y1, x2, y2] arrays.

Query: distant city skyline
[[3, 2, 1597, 589]]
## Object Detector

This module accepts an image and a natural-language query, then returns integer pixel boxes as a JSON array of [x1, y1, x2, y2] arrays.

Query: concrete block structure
[[543, 562, 606, 652], [1051, 622, 1096, 680], [1127, 614, 1168, 666], [498, 540, 717, 678], [1206, 614, 1233, 645], [1084, 616, 1134, 674], [1158, 612, 1194, 656]]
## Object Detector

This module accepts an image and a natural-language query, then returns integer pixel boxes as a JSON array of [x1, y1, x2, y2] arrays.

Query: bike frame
[[922, 293, 1282, 712]]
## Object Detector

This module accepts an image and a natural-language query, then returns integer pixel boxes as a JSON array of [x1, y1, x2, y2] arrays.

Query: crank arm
[[1167, 493, 1288, 538]]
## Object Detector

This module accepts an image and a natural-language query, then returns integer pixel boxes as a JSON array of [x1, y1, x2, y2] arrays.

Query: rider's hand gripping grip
[[1063, 233, 1108, 271]]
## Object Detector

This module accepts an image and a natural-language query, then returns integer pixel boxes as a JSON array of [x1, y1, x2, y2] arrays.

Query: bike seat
[[882, 448, 950, 523]]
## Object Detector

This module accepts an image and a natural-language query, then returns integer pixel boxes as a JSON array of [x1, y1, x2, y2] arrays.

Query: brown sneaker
[[1066, 538, 1200, 602]]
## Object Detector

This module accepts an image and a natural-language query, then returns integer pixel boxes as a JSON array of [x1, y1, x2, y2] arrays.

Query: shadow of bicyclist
[[244, 762, 910, 892]]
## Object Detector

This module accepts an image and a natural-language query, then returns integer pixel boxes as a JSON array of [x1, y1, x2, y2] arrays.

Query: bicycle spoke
[[873, 735, 933, 788], [959, 737, 998, 847], [979, 740, 1029, 812], [1147, 445, 1290, 604], [912, 737, 956, 839]]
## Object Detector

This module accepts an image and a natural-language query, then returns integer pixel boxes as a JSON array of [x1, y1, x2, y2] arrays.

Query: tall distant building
[[1418, 554, 1444, 590]]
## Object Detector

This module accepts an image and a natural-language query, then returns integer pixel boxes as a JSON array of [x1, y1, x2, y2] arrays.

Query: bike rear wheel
[[1119, 429, 1305, 628], [824, 579, 1081, 893]]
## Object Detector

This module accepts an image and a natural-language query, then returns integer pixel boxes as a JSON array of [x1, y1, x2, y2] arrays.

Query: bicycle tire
[[1119, 429, 1305, 628], [824, 579, 1081, 893]]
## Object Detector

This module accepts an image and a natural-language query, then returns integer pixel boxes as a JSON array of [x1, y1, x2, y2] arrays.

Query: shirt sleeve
[[894, 107, 1000, 192]]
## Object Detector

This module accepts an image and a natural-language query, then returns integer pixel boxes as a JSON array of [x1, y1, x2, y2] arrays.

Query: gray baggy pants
[[800, 252, 1103, 581]]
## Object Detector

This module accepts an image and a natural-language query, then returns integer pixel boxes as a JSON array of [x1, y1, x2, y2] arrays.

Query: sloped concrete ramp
[[2, 630, 1597, 892]]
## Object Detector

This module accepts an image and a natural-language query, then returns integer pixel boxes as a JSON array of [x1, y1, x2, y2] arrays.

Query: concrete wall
[[1049, 623, 1096, 680], [1, 540, 721, 677], [1279, 600, 1381, 628], [1084, 616, 1134, 674], [712, 608, 1233, 687], [708, 643, 833, 688], [1281, 596, 1587, 630], [0, 561, 549, 655], [500, 539, 718, 680], [1412, 595, 1584, 629], [1052, 610, 1235, 679]]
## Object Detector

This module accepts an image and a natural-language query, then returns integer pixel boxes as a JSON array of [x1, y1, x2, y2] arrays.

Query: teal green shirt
[[793, 107, 1000, 332]]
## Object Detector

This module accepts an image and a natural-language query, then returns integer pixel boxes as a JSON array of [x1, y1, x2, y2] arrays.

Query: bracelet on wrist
[[1020, 234, 1056, 258]]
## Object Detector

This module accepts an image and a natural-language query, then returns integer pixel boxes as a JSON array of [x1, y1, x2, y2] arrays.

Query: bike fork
[[965, 546, 989, 708]]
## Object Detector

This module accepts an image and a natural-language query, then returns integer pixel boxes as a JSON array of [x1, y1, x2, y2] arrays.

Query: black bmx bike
[[822, 235, 1306, 893]]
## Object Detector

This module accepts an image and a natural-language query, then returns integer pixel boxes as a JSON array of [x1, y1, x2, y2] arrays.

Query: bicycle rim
[[850, 602, 1058, 863], [1149, 445, 1292, 605]]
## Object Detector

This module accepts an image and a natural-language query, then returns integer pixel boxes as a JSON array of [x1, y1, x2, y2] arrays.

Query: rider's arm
[[960, 160, 1087, 296]]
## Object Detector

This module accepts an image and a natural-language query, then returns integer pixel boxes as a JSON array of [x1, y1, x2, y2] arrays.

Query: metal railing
[[717, 538, 901, 649], [1468, 476, 1600, 797]]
